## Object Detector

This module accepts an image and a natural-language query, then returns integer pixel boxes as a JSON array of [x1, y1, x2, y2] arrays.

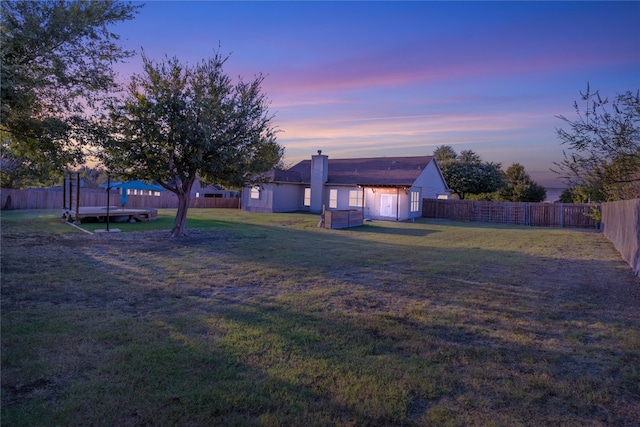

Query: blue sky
[[112, 1, 640, 187]]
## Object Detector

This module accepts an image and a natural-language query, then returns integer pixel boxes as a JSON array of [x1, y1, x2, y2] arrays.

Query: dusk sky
[[111, 1, 640, 188]]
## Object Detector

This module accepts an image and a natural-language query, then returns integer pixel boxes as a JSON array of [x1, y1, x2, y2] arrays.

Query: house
[[190, 181, 240, 199], [242, 151, 450, 221]]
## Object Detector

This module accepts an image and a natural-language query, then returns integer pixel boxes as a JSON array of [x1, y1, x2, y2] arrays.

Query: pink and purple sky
[[112, 1, 640, 188]]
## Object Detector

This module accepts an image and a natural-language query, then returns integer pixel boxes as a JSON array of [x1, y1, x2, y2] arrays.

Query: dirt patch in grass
[[2, 211, 639, 426]]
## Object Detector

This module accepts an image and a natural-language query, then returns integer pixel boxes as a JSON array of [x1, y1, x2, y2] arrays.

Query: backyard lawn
[[1, 209, 638, 426]]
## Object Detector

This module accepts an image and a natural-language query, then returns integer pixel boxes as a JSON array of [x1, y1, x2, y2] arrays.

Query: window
[[250, 186, 260, 200], [303, 188, 311, 206], [329, 189, 338, 208], [349, 189, 363, 207], [411, 190, 420, 212]]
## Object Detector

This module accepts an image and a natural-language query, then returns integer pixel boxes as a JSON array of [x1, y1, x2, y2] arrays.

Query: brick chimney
[[310, 150, 328, 213]]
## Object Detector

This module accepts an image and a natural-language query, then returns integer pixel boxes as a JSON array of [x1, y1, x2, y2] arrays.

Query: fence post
[[68, 174, 73, 212], [559, 203, 563, 228], [106, 175, 111, 232], [75, 173, 81, 224]]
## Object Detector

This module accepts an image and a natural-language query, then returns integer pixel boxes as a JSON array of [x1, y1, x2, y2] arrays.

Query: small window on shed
[[250, 186, 261, 200]]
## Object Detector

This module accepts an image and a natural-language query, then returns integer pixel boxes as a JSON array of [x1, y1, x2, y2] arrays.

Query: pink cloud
[[276, 111, 548, 152], [262, 33, 635, 102]]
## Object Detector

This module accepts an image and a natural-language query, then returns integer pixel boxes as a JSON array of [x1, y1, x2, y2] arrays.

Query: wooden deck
[[63, 206, 158, 223]]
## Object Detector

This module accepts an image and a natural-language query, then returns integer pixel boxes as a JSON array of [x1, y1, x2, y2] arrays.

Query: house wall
[[362, 187, 416, 221], [242, 183, 305, 213], [273, 184, 305, 212], [246, 183, 419, 221], [414, 161, 449, 199], [321, 185, 368, 212], [242, 184, 275, 213]]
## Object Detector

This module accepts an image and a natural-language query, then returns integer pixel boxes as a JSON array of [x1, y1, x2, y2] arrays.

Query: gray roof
[[254, 168, 303, 183], [286, 156, 435, 186]]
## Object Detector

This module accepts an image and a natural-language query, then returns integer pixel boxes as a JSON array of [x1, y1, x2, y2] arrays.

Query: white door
[[380, 194, 397, 217]]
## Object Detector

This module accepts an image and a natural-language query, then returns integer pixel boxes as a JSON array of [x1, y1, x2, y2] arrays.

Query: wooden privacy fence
[[601, 199, 640, 276], [422, 199, 599, 228], [1, 188, 240, 210]]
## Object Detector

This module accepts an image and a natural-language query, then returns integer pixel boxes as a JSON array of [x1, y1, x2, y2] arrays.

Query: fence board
[[1, 188, 240, 210], [422, 199, 598, 229]]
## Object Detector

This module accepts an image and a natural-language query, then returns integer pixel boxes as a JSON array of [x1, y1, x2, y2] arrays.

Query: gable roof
[[287, 156, 435, 186]]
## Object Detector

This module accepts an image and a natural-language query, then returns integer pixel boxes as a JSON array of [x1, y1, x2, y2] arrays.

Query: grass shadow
[[347, 221, 440, 237]]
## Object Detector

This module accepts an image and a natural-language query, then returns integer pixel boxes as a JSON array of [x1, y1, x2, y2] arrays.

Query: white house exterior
[[243, 151, 450, 221]]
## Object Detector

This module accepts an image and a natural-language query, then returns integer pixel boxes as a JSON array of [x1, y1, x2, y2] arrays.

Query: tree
[[433, 146, 505, 199], [458, 149, 482, 164], [554, 85, 640, 201], [559, 185, 600, 204], [0, 0, 141, 187], [75, 166, 108, 189], [101, 53, 284, 237], [498, 163, 546, 202], [433, 145, 457, 165], [0, 149, 24, 189], [446, 161, 505, 200]]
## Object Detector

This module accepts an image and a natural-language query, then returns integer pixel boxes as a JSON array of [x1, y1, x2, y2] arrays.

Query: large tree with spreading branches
[[0, 0, 141, 187], [101, 53, 284, 237]]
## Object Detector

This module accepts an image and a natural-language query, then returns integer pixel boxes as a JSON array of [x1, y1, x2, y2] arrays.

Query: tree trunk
[[170, 192, 191, 237]]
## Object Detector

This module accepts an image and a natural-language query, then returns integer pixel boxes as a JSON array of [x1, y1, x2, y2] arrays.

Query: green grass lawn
[[2, 209, 639, 426]]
